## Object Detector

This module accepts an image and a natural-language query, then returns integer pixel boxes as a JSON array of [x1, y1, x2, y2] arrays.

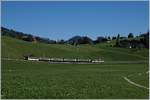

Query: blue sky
[[1, 1, 149, 40]]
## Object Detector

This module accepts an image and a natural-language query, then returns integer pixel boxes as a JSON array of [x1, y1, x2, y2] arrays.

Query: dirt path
[[122, 76, 149, 90]]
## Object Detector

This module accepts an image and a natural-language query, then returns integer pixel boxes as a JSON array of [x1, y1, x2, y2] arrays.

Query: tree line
[[1, 27, 149, 48], [115, 32, 149, 48]]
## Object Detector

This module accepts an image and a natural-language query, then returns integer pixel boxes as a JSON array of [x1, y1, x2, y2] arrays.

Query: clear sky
[[1, 1, 149, 40]]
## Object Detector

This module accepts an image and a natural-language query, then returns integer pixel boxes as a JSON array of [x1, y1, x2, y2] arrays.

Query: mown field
[[1, 36, 149, 99], [2, 60, 149, 99]]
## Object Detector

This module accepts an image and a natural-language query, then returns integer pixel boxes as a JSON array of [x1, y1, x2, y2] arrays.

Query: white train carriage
[[28, 57, 39, 61], [39, 57, 50, 61], [92, 59, 104, 63], [63, 58, 74, 62]]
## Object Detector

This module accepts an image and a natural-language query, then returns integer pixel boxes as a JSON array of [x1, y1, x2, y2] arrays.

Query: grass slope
[[2, 36, 149, 61]]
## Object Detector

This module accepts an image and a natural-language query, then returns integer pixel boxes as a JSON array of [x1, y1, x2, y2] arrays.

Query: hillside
[[2, 36, 149, 62]]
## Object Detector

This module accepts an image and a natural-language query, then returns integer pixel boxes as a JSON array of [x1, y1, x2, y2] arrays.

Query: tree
[[112, 36, 116, 40], [67, 36, 93, 45], [57, 39, 65, 44], [140, 31, 149, 48], [96, 37, 107, 43], [108, 36, 111, 40], [128, 33, 134, 38], [116, 34, 120, 46], [81, 36, 93, 44], [144, 31, 149, 48]]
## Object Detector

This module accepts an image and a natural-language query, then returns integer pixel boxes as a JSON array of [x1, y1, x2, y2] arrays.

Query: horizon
[[2, 1, 149, 40]]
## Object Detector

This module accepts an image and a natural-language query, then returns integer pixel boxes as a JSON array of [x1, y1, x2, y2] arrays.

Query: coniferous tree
[[128, 33, 134, 38]]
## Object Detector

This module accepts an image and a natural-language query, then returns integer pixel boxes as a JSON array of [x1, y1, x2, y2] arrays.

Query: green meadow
[[2, 36, 148, 61], [1, 36, 149, 99]]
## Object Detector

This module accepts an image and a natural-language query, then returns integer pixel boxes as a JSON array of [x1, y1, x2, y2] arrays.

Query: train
[[24, 56, 104, 63]]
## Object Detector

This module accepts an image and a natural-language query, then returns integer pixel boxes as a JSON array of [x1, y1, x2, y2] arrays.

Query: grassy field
[[1, 36, 149, 99], [2, 60, 149, 99]]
